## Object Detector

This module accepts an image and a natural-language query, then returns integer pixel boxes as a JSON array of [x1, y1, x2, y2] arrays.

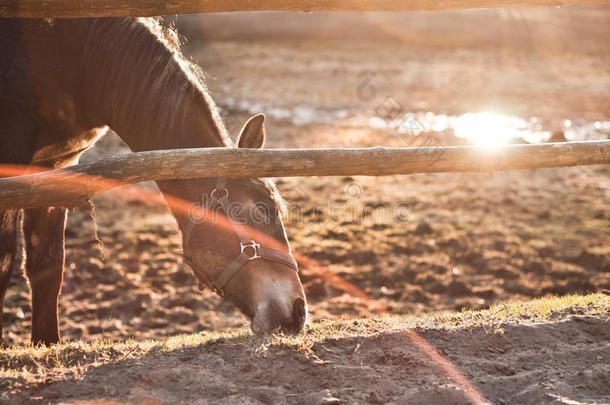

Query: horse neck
[[75, 18, 230, 226], [80, 18, 231, 152]]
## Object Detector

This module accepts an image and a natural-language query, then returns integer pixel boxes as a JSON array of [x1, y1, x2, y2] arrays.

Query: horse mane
[[257, 178, 288, 218], [81, 17, 232, 147], [81, 18, 286, 216]]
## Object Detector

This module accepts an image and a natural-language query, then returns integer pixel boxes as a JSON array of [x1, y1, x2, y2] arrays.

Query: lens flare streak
[[0, 163, 489, 403]]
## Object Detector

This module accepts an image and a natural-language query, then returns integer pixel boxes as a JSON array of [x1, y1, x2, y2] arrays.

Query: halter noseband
[[183, 177, 298, 296]]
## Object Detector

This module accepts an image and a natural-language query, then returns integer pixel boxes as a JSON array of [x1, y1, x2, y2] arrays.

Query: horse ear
[[237, 114, 266, 149]]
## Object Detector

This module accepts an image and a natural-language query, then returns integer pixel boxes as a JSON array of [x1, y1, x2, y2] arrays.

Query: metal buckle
[[240, 240, 261, 260]]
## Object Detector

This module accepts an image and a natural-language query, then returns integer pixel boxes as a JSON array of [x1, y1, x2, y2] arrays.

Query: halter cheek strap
[[183, 177, 298, 296]]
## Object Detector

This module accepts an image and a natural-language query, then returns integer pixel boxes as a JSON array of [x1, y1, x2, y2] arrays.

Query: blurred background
[[4, 5, 609, 344], [178, 6, 610, 145]]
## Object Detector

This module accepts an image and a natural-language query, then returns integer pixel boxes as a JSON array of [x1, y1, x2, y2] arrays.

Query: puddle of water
[[222, 97, 609, 145], [564, 119, 610, 142], [430, 112, 550, 145], [348, 111, 609, 146], [224, 97, 349, 126]]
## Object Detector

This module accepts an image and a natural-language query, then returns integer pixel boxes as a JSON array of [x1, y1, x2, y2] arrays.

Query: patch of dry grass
[[1, 293, 607, 388]]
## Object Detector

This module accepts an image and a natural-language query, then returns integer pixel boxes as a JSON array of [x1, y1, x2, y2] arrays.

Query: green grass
[[1, 293, 608, 386]]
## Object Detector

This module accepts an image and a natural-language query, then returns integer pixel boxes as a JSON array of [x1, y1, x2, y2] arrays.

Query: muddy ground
[[2, 6, 610, 403]]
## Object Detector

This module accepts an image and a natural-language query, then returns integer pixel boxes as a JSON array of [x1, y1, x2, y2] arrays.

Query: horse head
[[179, 114, 307, 334]]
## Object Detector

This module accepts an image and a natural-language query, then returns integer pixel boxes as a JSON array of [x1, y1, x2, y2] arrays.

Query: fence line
[[0, 140, 608, 210], [1, 0, 608, 18]]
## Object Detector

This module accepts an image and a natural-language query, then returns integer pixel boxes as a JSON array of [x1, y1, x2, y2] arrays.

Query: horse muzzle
[[251, 296, 307, 334]]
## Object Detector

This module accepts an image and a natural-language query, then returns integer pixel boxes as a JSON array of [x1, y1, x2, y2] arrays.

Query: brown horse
[[0, 17, 307, 345]]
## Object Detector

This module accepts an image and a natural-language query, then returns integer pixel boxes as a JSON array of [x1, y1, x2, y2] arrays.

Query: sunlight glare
[[453, 112, 521, 149]]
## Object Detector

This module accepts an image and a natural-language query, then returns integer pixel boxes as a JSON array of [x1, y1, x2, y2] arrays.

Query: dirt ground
[[1, 6, 610, 404], [2, 298, 609, 404]]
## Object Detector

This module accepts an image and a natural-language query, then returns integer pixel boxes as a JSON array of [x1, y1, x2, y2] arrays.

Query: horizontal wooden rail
[[0, 140, 608, 210], [1, 0, 609, 18]]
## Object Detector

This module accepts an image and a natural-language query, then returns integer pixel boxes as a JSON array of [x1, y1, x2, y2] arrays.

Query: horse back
[[0, 19, 105, 168], [0, 19, 43, 165]]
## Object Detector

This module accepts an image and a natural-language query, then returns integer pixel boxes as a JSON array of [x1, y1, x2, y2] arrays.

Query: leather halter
[[182, 177, 298, 296]]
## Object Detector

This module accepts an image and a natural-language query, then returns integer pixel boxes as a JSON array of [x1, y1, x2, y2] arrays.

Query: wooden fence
[[1, 0, 608, 18], [0, 141, 608, 210]]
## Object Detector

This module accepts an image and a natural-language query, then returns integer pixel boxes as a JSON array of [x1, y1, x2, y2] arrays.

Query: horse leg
[[23, 207, 67, 345], [0, 210, 18, 343], [20, 125, 107, 345]]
